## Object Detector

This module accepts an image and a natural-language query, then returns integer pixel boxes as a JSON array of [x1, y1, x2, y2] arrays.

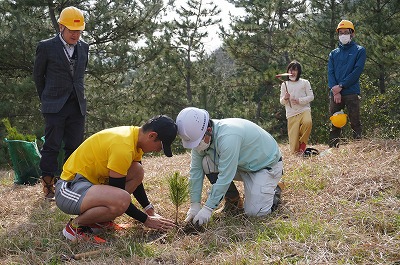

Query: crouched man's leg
[[241, 160, 283, 216]]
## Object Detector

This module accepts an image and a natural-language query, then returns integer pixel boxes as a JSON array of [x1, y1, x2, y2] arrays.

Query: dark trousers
[[40, 99, 85, 177], [205, 173, 239, 199], [329, 94, 362, 147]]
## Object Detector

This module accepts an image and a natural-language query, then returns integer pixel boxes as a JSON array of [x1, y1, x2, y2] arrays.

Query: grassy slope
[[0, 139, 399, 265]]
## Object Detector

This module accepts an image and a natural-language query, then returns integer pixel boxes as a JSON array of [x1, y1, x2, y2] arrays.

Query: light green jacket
[[189, 118, 281, 209]]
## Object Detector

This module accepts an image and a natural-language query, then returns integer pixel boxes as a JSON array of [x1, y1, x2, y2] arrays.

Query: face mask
[[339, 34, 351, 45], [194, 139, 210, 152], [289, 75, 296, 81]]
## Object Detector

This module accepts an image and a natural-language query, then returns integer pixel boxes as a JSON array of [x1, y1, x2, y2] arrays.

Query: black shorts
[[55, 174, 92, 215]]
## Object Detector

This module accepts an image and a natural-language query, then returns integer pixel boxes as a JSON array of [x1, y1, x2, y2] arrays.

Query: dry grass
[[0, 139, 399, 264]]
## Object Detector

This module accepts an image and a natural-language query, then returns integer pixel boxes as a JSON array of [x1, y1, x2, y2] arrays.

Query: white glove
[[184, 202, 202, 222], [192, 205, 213, 225]]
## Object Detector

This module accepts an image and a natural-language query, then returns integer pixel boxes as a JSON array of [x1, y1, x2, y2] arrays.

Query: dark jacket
[[33, 34, 89, 115]]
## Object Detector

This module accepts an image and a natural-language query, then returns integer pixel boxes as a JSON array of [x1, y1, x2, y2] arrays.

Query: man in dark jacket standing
[[33, 6, 89, 199], [328, 19, 366, 148]]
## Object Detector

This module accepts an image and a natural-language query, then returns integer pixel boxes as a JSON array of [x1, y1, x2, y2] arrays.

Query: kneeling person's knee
[[244, 185, 275, 216], [109, 190, 132, 216]]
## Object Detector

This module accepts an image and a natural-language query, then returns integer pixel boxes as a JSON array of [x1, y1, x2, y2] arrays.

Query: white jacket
[[279, 78, 314, 118]]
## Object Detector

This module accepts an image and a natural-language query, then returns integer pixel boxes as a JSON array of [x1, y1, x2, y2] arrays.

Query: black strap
[[264, 157, 282, 171], [62, 44, 77, 75]]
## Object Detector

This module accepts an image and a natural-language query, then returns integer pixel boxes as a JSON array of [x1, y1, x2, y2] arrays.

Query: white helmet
[[176, 107, 210, 148]]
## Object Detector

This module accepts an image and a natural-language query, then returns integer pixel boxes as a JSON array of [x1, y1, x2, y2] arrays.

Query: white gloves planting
[[184, 202, 202, 222], [192, 206, 213, 225], [185, 203, 213, 225]]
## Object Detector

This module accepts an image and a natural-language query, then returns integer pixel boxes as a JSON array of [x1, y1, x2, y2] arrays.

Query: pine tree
[[167, 172, 189, 224]]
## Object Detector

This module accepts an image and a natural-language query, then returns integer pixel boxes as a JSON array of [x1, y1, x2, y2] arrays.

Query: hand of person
[[145, 207, 155, 216], [334, 93, 342, 103], [284, 92, 290, 100], [331, 85, 342, 95], [184, 202, 202, 222], [146, 208, 162, 218], [143, 214, 175, 231], [192, 206, 213, 225], [291, 98, 299, 105]]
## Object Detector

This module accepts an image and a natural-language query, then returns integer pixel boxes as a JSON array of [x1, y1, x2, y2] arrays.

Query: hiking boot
[[222, 195, 244, 214], [63, 219, 106, 243], [271, 185, 282, 212], [277, 181, 285, 191], [41, 176, 55, 200]]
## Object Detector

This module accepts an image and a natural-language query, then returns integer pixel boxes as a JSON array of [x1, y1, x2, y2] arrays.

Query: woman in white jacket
[[279, 61, 314, 154]]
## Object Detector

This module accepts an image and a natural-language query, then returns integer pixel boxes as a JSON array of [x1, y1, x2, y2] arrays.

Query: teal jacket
[[328, 41, 366, 96], [189, 118, 281, 209]]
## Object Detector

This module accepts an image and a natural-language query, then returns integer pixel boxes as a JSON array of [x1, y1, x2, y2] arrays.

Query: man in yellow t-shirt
[[55, 115, 177, 243]]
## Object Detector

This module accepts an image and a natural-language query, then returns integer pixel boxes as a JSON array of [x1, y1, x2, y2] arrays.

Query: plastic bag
[[4, 138, 41, 185]]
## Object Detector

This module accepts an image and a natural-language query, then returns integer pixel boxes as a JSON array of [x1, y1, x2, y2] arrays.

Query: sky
[[165, 0, 246, 53]]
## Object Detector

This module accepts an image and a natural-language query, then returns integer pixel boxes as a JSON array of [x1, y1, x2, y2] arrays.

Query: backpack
[[303, 147, 319, 157]]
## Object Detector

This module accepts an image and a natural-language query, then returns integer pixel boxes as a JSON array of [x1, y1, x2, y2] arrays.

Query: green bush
[[361, 78, 400, 139]]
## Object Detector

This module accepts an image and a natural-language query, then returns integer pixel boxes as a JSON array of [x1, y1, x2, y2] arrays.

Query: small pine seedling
[[167, 171, 189, 224]]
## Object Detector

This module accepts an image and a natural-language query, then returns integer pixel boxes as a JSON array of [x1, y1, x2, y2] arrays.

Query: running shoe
[[63, 219, 106, 243]]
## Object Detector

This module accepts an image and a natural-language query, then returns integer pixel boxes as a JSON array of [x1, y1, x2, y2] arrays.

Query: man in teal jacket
[[176, 107, 283, 225], [328, 19, 366, 147]]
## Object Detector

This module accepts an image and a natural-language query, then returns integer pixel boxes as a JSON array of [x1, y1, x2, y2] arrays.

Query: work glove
[[192, 205, 213, 225], [184, 202, 202, 222]]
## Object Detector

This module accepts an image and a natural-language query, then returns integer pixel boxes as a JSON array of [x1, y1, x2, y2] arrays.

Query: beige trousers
[[287, 110, 312, 153]]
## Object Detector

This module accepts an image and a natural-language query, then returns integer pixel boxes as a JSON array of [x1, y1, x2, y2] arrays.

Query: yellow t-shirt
[[60, 126, 143, 185]]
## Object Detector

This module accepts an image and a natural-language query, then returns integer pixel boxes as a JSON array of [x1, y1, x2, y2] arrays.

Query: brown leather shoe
[[41, 176, 55, 200], [221, 195, 244, 214]]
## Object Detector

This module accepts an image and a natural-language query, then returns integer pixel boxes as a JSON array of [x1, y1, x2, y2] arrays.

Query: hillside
[[0, 139, 399, 264]]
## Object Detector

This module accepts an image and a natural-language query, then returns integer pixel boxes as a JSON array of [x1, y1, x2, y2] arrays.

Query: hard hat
[[176, 107, 209, 149], [336, 20, 354, 33], [58, 6, 85, 31], [330, 112, 347, 128]]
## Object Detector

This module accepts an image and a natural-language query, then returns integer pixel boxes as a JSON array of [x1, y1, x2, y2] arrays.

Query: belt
[[264, 157, 282, 170]]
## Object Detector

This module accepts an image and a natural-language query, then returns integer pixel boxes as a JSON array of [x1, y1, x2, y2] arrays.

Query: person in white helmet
[[176, 107, 284, 226]]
